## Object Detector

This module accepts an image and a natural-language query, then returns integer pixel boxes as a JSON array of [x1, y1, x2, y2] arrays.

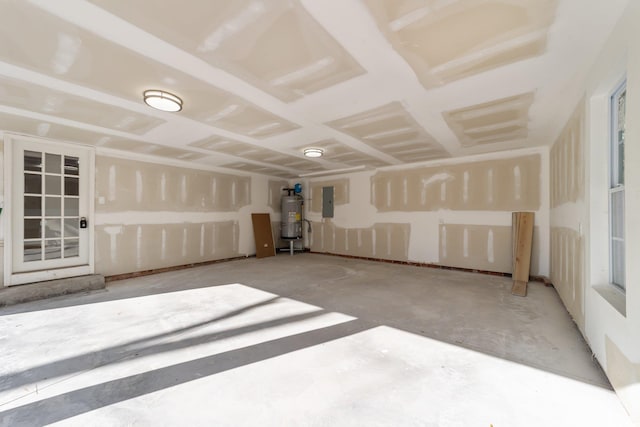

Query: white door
[[6, 136, 94, 286]]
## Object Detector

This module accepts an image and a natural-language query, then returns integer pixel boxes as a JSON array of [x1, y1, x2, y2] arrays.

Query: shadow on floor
[[0, 319, 372, 426], [0, 254, 613, 425], [0, 260, 253, 316], [0, 296, 316, 395]]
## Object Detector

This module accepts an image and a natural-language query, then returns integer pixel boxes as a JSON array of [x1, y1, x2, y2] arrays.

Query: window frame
[[608, 79, 626, 290]]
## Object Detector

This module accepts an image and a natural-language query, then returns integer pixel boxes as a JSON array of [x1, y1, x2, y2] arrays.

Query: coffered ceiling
[[0, 0, 630, 178]]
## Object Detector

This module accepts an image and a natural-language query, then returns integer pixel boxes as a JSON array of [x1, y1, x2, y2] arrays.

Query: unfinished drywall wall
[[268, 180, 289, 213], [95, 156, 251, 213], [94, 155, 277, 277], [549, 99, 586, 330], [549, 226, 584, 329], [310, 179, 349, 213], [439, 224, 540, 275], [371, 153, 541, 212], [548, 3, 640, 420], [310, 220, 410, 261], [0, 138, 4, 229], [550, 100, 585, 207], [0, 243, 3, 288], [304, 147, 549, 276], [96, 221, 239, 276], [0, 138, 3, 287], [606, 336, 640, 420]]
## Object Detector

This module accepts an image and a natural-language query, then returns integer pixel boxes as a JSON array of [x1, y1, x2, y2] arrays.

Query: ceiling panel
[[364, 0, 558, 88], [221, 162, 296, 179], [88, 0, 365, 102], [0, 1, 627, 176], [0, 76, 165, 135], [102, 139, 208, 161], [0, 1, 299, 138], [190, 136, 325, 172], [327, 102, 449, 162], [0, 111, 111, 145], [296, 139, 390, 168], [443, 92, 534, 147], [0, 112, 207, 161]]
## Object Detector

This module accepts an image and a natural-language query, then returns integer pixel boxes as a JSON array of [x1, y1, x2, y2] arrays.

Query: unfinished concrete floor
[[0, 254, 632, 426]]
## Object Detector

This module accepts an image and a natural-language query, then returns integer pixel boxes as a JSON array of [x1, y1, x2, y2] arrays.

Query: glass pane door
[[10, 137, 92, 284], [23, 151, 81, 263]]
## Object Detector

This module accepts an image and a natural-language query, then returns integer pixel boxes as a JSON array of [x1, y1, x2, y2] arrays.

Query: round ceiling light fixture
[[143, 90, 183, 112], [303, 148, 324, 158]]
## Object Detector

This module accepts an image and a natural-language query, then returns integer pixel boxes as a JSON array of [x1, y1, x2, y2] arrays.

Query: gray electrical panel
[[322, 186, 334, 218]]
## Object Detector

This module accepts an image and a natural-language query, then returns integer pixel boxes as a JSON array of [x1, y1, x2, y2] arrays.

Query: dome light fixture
[[303, 147, 324, 158], [143, 90, 183, 112]]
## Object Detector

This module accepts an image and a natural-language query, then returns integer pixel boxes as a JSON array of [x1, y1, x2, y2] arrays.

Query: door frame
[[3, 133, 95, 286]]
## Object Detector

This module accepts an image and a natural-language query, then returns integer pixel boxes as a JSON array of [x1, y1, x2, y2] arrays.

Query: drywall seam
[[438, 224, 541, 275], [363, 0, 558, 88], [443, 92, 534, 147], [375, 145, 544, 171], [0, 75, 166, 134], [326, 101, 449, 162], [95, 221, 240, 276], [549, 202, 582, 229], [550, 226, 584, 330], [189, 135, 325, 172], [90, 0, 366, 102], [268, 180, 289, 212], [92, 155, 278, 277], [310, 220, 410, 261], [302, 146, 549, 275], [94, 212, 250, 226], [95, 156, 251, 213], [314, 211, 536, 234], [94, 147, 236, 174], [550, 99, 585, 207], [370, 153, 541, 212], [294, 139, 389, 168]]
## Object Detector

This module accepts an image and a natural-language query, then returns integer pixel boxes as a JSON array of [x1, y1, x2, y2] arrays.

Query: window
[[609, 81, 626, 290]]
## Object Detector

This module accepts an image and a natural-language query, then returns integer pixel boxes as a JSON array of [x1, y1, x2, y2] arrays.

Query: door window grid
[[609, 81, 626, 290], [23, 151, 80, 262]]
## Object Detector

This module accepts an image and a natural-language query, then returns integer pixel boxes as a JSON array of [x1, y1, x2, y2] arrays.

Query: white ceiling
[[0, 0, 630, 178]]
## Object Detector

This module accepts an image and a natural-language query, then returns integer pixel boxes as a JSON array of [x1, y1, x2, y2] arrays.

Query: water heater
[[281, 193, 303, 239]]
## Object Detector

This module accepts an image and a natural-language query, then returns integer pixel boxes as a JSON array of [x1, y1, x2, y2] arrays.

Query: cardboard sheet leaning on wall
[[251, 213, 276, 259]]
